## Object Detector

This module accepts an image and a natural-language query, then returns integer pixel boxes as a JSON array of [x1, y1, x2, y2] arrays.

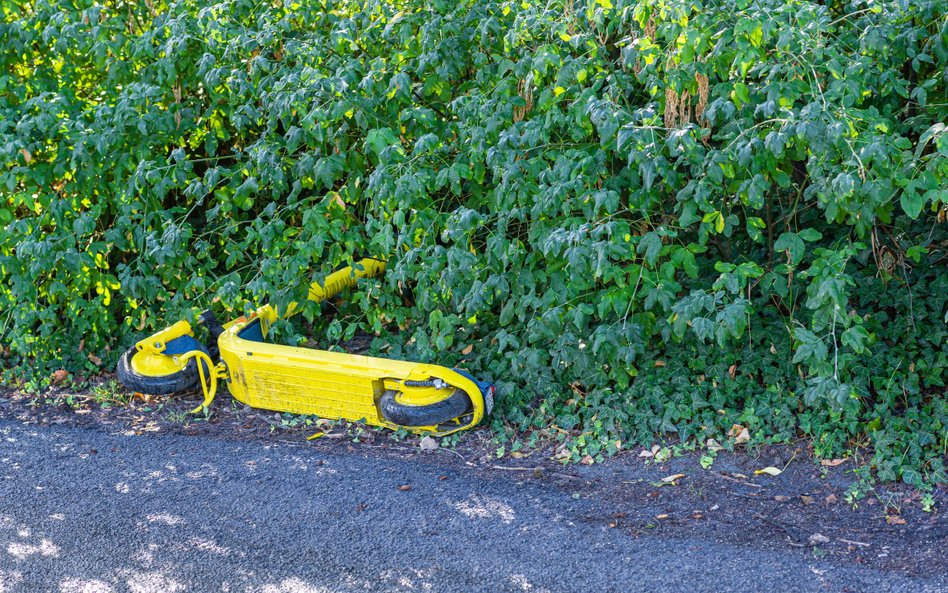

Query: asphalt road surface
[[0, 418, 944, 593]]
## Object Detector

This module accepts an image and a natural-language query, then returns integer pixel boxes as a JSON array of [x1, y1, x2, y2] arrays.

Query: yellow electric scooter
[[116, 259, 494, 436]]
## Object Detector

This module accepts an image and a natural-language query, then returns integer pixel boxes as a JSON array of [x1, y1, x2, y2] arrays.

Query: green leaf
[[792, 327, 827, 365], [746, 217, 765, 242], [732, 83, 750, 107], [900, 189, 925, 219], [637, 232, 663, 266], [691, 317, 714, 342], [840, 325, 870, 354], [774, 232, 805, 264], [798, 229, 822, 242], [676, 249, 698, 278]]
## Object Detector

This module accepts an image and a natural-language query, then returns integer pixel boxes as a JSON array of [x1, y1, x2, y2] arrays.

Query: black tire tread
[[379, 388, 472, 427], [115, 347, 201, 395]]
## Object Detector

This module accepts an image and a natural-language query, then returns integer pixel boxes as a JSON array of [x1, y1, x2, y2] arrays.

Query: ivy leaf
[[840, 325, 870, 354]]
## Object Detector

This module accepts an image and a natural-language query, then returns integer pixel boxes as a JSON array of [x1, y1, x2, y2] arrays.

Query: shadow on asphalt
[[0, 418, 946, 593]]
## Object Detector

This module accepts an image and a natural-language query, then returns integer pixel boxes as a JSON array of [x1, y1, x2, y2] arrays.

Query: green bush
[[1, 0, 945, 482]]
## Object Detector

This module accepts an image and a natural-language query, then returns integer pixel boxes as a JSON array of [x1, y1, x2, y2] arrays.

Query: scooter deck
[[218, 318, 487, 435]]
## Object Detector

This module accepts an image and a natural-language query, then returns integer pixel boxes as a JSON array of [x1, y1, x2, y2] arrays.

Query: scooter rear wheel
[[379, 389, 472, 427]]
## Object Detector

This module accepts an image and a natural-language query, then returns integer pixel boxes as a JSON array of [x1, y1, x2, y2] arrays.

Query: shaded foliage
[[1, 0, 946, 482]]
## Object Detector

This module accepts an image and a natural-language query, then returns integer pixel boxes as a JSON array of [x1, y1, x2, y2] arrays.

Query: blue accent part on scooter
[[238, 319, 265, 342], [452, 368, 496, 416], [163, 335, 212, 376], [164, 335, 209, 356]]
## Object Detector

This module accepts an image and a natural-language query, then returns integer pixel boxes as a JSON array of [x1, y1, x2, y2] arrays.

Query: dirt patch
[[566, 450, 947, 580], [1, 382, 945, 581]]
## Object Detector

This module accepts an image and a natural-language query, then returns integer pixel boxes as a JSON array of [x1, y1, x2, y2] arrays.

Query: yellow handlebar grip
[[307, 258, 386, 303]]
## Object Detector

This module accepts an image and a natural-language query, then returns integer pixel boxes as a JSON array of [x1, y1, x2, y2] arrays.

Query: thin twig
[[715, 472, 763, 488], [486, 465, 544, 472], [838, 538, 871, 547]]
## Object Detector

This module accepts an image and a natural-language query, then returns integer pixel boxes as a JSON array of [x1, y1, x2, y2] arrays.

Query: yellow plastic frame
[[125, 258, 488, 436], [217, 317, 486, 435]]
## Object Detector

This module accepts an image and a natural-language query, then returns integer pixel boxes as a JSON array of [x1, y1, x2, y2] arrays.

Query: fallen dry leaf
[[639, 445, 660, 458], [886, 515, 907, 525], [728, 424, 750, 444], [820, 458, 848, 467], [651, 473, 686, 487], [808, 533, 830, 545], [20, 148, 31, 163], [754, 466, 782, 476], [461, 344, 473, 355], [419, 436, 439, 452], [397, 485, 412, 491], [87, 353, 103, 366], [825, 494, 838, 505], [581, 455, 594, 465], [727, 364, 737, 379], [653, 360, 666, 368], [801, 495, 815, 506], [705, 438, 724, 453], [774, 495, 790, 502], [51, 369, 69, 385], [655, 514, 669, 520]]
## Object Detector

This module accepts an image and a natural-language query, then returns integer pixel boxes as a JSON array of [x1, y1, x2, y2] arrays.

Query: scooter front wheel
[[379, 388, 473, 427]]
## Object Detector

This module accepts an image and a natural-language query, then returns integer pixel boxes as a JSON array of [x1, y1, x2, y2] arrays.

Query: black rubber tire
[[379, 388, 473, 427], [115, 347, 202, 395]]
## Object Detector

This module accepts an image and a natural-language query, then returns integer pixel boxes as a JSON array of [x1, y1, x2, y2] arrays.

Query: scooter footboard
[[218, 319, 489, 435]]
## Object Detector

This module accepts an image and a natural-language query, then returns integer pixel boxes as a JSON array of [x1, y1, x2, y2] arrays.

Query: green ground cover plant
[[1, 0, 945, 483]]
